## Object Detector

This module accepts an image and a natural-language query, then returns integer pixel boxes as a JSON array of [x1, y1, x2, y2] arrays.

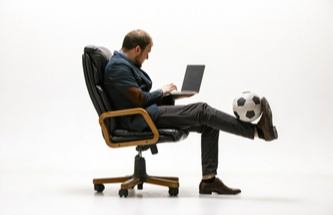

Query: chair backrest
[[82, 45, 117, 131]]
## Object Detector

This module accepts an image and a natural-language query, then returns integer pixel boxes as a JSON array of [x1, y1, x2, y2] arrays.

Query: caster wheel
[[168, 187, 179, 197], [119, 189, 128, 197], [137, 183, 143, 190], [94, 184, 105, 193]]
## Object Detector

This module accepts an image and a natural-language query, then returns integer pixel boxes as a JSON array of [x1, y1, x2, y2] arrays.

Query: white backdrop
[[1, 0, 333, 191]]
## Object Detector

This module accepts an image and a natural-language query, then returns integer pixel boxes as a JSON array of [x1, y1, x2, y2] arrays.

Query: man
[[104, 29, 278, 195]]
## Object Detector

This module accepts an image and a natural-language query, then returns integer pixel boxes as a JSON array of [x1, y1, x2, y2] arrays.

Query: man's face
[[134, 43, 152, 68]]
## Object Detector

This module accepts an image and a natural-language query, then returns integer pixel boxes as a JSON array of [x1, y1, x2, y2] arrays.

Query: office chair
[[82, 45, 189, 197]]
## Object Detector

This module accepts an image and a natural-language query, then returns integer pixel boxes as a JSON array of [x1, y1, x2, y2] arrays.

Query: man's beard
[[134, 56, 142, 68]]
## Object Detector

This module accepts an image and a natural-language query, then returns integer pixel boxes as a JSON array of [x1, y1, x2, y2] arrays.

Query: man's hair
[[121, 29, 152, 50]]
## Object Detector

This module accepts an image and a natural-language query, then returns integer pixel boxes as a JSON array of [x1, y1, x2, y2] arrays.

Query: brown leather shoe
[[199, 177, 241, 195], [256, 97, 278, 141]]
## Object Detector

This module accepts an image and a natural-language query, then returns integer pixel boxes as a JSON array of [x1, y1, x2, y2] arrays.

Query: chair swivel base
[[93, 155, 179, 197]]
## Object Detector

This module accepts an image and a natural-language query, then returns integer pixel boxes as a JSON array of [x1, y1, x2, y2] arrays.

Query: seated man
[[103, 29, 278, 195]]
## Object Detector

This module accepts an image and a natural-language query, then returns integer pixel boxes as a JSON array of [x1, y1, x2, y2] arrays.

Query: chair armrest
[[99, 108, 160, 148]]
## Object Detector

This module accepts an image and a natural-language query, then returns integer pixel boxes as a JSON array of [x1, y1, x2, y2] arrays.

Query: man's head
[[121, 29, 153, 68]]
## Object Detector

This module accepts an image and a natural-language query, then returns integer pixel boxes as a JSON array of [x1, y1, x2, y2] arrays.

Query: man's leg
[[156, 102, 256, 139], [155, 101, 277, 194], [156, 103, 250, 195], [156, 102, 255, 177], [201, 126, 219, 179], [188, 125, 219, 178]]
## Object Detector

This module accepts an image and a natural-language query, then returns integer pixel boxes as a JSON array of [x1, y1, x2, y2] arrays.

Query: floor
[[1, 124, 332, 215], [1, 167, 332, 215]]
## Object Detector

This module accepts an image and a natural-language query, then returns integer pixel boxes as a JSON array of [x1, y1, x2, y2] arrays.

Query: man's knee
[[193, 102, 210, 122], [195, 102, 209, 110]]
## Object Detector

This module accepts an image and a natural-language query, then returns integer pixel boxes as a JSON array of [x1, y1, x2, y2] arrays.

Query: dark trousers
[[155, 102, 255, 177]]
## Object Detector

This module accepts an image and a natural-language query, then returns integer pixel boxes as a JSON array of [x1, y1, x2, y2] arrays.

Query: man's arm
[[127, 86, 163, 107], [106, 64, 163, 107]]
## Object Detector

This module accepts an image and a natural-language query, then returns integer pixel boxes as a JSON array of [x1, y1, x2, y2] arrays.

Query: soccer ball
[[233, 91, 262, 122]]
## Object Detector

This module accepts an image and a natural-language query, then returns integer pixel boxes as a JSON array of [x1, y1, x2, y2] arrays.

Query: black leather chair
[[82, 45, 189, 197]]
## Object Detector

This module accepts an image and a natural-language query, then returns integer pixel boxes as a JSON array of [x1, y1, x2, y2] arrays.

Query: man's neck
[[119, 49, 137, 65], [119, 49, 127, 57]]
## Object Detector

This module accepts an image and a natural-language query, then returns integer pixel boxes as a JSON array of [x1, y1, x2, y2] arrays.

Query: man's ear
[[135, 45, 142, 54]]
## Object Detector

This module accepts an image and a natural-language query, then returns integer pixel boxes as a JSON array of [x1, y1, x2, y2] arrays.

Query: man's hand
[[161, 83, 177, 96]]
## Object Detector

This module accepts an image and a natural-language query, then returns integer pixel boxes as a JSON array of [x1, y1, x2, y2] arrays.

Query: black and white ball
[[233, 91, 262, 122]]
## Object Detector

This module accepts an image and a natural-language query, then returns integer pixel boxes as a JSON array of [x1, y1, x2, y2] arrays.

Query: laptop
[[171, 64, 205, 98]]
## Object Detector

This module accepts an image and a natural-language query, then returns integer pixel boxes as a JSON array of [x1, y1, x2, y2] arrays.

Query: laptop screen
[[181, 65, 205, 92]]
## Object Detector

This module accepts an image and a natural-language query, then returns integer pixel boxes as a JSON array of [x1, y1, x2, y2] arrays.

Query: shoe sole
[[261, 97, 273, 125], [199, 190, 241, 195], [199, 189, 242, 195], [273, 126, 278, 139], [199, 191, 212, 195], [261, 97, 278, 140]]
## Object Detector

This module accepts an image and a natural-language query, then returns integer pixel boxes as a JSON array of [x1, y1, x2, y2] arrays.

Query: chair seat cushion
[[111, 128, 189, 143]]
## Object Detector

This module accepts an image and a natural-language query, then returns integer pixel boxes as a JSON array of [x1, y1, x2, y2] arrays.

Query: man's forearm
[[127, 87, 163, 107]]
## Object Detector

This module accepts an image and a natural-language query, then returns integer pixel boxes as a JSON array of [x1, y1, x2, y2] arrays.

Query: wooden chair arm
[[99, 108, 160, 148]]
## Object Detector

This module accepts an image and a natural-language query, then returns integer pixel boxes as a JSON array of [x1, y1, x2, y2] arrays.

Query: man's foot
[[199, 177, 241, 195], [256, 97, 278, 141]]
